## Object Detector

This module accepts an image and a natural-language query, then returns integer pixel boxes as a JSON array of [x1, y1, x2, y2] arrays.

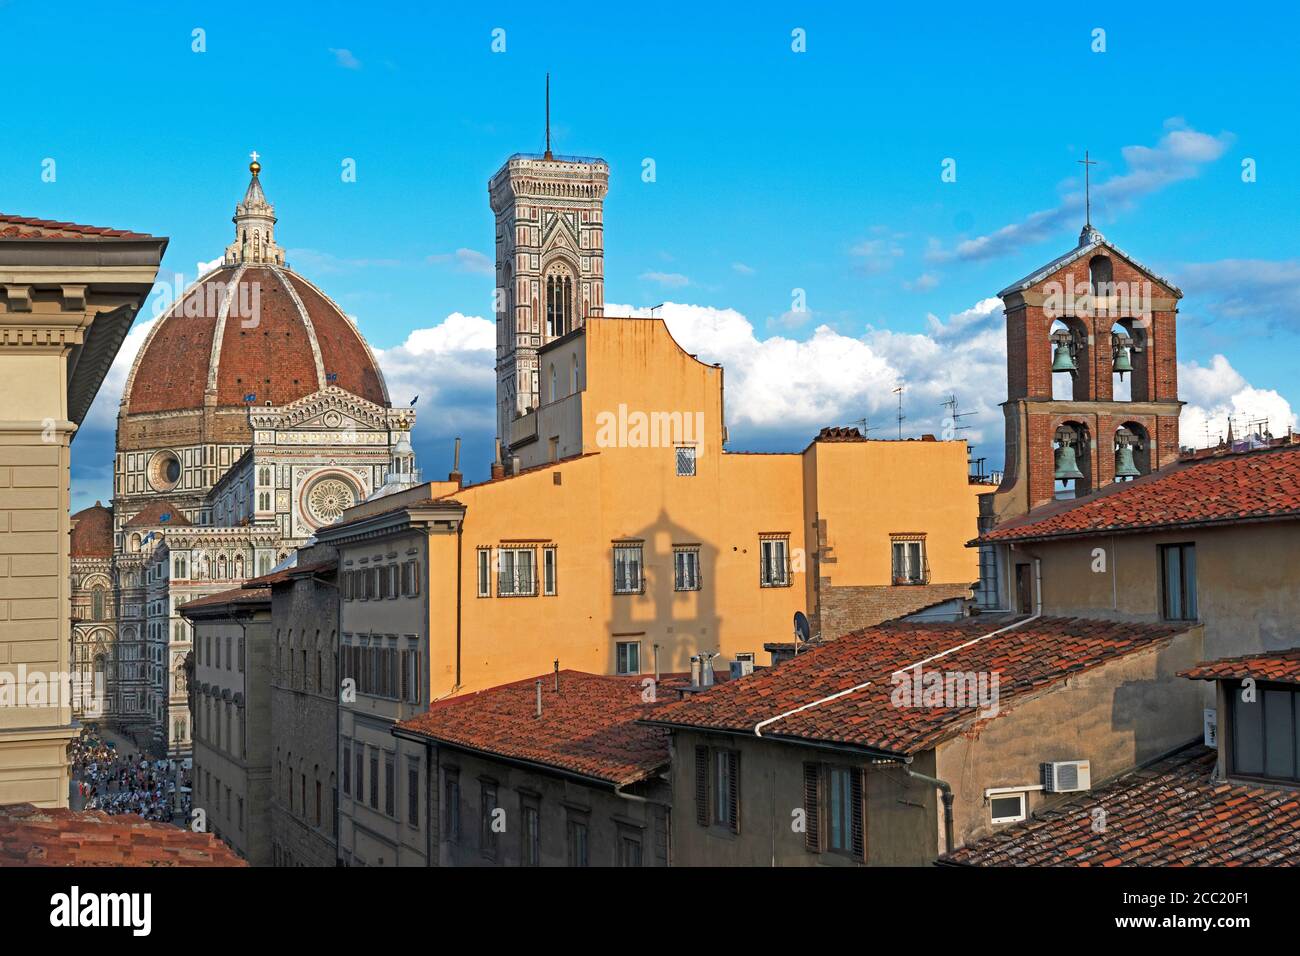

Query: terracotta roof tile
[[0, 804, 246, 867], [70, 503, 113, 558], [178, 587, 271, 613], [645, 617, 1189, 755], [1181, 649, 1300, 685], [981, 445, 1300, 544], [123, 500, 190, 529], [943, 746, 1300, 866], [395, 671, 670, 786], [0, 213, 156, 241]]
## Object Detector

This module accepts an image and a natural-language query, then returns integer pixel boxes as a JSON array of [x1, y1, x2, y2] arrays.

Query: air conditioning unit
[[1041, 759, 1091, 793], [730, 654, 755, 680]]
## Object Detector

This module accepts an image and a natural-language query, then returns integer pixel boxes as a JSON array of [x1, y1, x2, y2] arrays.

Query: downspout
[[901, 763, 954, 855], [454, 521, 463, 690]]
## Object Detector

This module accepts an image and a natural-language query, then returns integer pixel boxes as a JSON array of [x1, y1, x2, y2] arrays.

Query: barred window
[[676, 445, 697, 477], [759, 536, 790, 587], [891, 534, 928, 585], [613, 543, 643, 594], [497, 547, 537, 597], [477, 549, 491, 598], [674, 547, 701, 591]]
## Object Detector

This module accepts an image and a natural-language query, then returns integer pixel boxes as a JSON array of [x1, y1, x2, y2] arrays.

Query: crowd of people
[[69, 728, 191, 823]]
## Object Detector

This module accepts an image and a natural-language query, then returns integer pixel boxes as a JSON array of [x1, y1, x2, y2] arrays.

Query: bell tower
[[489, 76, 608, 455], [988, 222, 1184, 523]]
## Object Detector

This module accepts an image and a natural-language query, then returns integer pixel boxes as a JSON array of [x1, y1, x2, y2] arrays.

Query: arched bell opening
[[1114, 423, 1150, 482], [1114, 317, 1150, 402], [1049, 318, 1089, 401], [1053, 422, 1092, 500]]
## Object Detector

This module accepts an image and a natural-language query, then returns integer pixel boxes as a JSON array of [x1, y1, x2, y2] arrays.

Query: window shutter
[[727, 752, 740, 834], [803, 763, 822, 853], [694, 746, 709, 826], [850, 768, 865, 861]]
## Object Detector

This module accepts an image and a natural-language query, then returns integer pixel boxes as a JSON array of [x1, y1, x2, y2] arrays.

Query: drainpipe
[[902, 763, 955, 855]]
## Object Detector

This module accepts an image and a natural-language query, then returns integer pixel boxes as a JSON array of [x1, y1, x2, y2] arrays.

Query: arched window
[[1053, 423, 1092, 500], [91, 586, 105, 621], [1089, 254, 1113, 297], [1114, 423, 1150, 482], [550, 364, 558, 403], [545, 269, 573, 338]]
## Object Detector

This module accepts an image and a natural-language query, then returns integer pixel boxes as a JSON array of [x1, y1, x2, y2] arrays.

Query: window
[[675, 445, 697, 477], [803, 763, 865, 858], [1231, 682, 1300, 782], [384, 754, 396, 817], [543, 547, 557, 596], [369, 750, 379, 809], [759, 536, 790, 587], [674, 547, 700, 591], [618, 832, 643, 867], [695, 746, 739, 833], [476, 549, 490, 598], [891, 535, 928, 585], [1160, 543, 1198, 621], [989, 792, 1027, 824], [497, 547, 537, 597], [442, 769, 461, 843], [342, 742, 351, 795], [567, 815, 589, 867], [402, 560, 420, 597], [406, 761, 420, 826], [521, 801, 540, 866], [616, 641, 641, 676], [613, 543, 643, 594], [480, 782, 499, 860]]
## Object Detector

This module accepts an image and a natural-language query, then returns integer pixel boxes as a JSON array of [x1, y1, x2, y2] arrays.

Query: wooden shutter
[[727, 751, 740, 834], [850, 768, 865, 861], [803, 763, 822, 852], [694, 746, 709, 826]]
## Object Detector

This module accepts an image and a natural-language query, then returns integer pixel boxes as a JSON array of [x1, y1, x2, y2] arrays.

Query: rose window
[[306, 478, 355, 524]]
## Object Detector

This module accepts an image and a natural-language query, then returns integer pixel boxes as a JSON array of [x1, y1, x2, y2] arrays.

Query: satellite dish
[[793, 611, 811, 644]]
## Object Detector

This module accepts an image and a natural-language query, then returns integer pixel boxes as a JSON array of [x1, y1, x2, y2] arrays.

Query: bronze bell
[[1115, 436, 1141, 478], [1051, 341, 1077, 372], [1112, 341, 1133, 375], [1054, 441, 1084, 480]]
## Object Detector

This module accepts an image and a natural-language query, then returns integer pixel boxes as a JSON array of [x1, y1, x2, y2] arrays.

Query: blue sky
[[4, 1, 1299, 509]]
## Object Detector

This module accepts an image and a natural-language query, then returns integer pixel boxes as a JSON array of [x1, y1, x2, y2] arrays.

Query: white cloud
[[607, 299, 1008, 445], [639, 271, 691, 288], [427, 248, 493, 276], [1178, 354, 1296, 447], [931, 121, 1233, 263], [371, 312, 497, 436], [329, 48, 361, 70], [732, 262, 755, 276], [904, 273, 940, 292], [1177, 258, 1300, 331]]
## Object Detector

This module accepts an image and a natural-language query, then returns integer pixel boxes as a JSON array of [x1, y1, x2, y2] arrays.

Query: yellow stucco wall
[[415, 317, 982, 698]]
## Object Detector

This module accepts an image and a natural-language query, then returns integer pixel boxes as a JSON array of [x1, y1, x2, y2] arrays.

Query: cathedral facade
[[89, 161, 416, 755]]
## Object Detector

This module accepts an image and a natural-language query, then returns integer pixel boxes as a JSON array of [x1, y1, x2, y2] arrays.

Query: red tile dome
[[70, 502, 114, 558], [122, 264, 389, 415]]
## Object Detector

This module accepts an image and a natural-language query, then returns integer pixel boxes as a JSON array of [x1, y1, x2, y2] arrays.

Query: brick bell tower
[[987, 221, 1184, 524]]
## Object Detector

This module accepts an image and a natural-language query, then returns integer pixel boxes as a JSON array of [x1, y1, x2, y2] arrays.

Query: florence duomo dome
[[99, 158, 419, 755]]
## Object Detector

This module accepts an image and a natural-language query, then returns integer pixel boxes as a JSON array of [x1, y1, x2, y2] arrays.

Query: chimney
[[510, 455, 522, 476], [535, 679, 542, 719], [554, 659, 560, 693], [701, 652, 715, 687], [689, 654, 701, 688], [449, 437, 463, 487], [491, 438, 505, 480]]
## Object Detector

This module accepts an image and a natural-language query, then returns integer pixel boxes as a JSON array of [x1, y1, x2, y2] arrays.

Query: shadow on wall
[[604, 507, 724, 680]]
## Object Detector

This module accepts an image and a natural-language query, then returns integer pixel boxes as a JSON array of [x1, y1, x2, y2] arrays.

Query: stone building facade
[[268, 543, 340, 867], [0, 212, 164, 807], [104, 160, 417, 755], [70, 502, 116, 722]]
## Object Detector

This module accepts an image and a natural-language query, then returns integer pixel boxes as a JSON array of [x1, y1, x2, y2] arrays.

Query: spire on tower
[[544, 73, 553, 160]]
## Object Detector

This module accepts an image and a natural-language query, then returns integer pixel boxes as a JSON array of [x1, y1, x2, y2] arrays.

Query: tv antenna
[[893, 384, 905, 440]]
